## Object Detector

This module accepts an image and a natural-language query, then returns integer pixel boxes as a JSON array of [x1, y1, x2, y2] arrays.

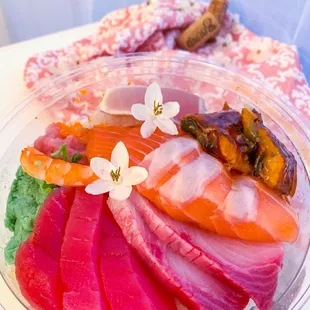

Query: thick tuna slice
[[60, 189, 108, 310], [130, 191, 284, 310], [16, 187, 75, 310], [16, 242, 60, 310], [108, 194, 249, 310], [32, 187, 75, 259], [100, 197, 177, 310]]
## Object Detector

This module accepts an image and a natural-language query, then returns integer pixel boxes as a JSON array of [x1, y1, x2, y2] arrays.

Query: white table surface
[[0, 22, 97, 310], [0, 21, 309, 310]]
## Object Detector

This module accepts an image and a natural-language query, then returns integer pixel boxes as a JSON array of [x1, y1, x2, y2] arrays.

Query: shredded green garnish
[[51, 144, 83, 163], [51, 144, 69, 162], [34, 161, 41, 166], [72, 153, 83, 163], [4, 167, 57, 264]]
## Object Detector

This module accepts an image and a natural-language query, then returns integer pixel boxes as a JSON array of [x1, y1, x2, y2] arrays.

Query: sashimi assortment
[[127, 190, 284, 310], [16, 187, 176, 310], [4, 83, 301, 309], [108, 192, 249, 310]]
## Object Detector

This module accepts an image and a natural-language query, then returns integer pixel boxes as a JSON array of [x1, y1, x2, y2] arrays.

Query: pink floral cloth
[[24, 0, 310, 120]]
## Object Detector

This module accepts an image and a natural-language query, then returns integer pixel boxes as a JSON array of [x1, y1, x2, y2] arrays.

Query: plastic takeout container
[[0, 53, 310, 309]]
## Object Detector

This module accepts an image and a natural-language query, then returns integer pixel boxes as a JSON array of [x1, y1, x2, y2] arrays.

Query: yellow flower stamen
[[153, 100, 163, 116], [110, 167, 121, 182]]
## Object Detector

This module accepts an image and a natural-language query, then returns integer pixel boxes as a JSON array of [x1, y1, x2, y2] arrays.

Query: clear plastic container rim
[[1, 52, 310, 309]]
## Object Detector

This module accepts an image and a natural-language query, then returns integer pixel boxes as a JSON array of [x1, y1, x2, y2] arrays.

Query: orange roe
[[56, 122, 90, 144]]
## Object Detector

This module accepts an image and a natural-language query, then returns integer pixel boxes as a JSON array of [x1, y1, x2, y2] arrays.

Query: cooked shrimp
[[20, 147, 98, 187]]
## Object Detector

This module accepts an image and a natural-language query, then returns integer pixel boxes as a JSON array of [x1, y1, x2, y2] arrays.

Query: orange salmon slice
[[86, 125, 299, 243], [86, 126, 176, 165], [137, 137, 299, 243]]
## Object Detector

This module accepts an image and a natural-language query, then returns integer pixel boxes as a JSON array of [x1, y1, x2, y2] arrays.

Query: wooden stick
[[176, 0, 228, 52]]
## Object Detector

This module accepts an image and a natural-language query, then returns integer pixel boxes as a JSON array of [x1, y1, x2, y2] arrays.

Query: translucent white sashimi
[[160, 153, 223, 204], [143, 137, 200, 188]]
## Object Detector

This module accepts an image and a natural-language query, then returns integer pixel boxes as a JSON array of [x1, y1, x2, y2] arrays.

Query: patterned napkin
[[24, 0, 310, 121]]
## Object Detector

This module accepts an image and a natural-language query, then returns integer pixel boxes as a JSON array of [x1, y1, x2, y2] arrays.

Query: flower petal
[[111, 141, 129, 170], [85, 179, 115, 195], [162, 101, 180, 118], [109, 184, 132, 200], [154, 118, 178, 135], [122, 166, 148, 186], [144, 82, 163, 109], [140, 120, 157, 138], [131, 104, 151, 121], [90, 157, 115, 180]]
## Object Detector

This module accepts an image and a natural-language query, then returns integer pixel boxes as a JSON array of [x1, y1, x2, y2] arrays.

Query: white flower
[[131, 83, 180, 138], [85, 142, 148, 200]]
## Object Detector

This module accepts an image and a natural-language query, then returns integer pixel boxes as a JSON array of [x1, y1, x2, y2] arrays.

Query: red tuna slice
[[32, 187, 75, 259], [99, 86, 206, 121], [130, 191, 284, 310], [60, 188, 108, 310], [16, 187, 75, 310], [100, 197, 177, 310], [108, 193, 249, 310], [16, 242, 60, 310]]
